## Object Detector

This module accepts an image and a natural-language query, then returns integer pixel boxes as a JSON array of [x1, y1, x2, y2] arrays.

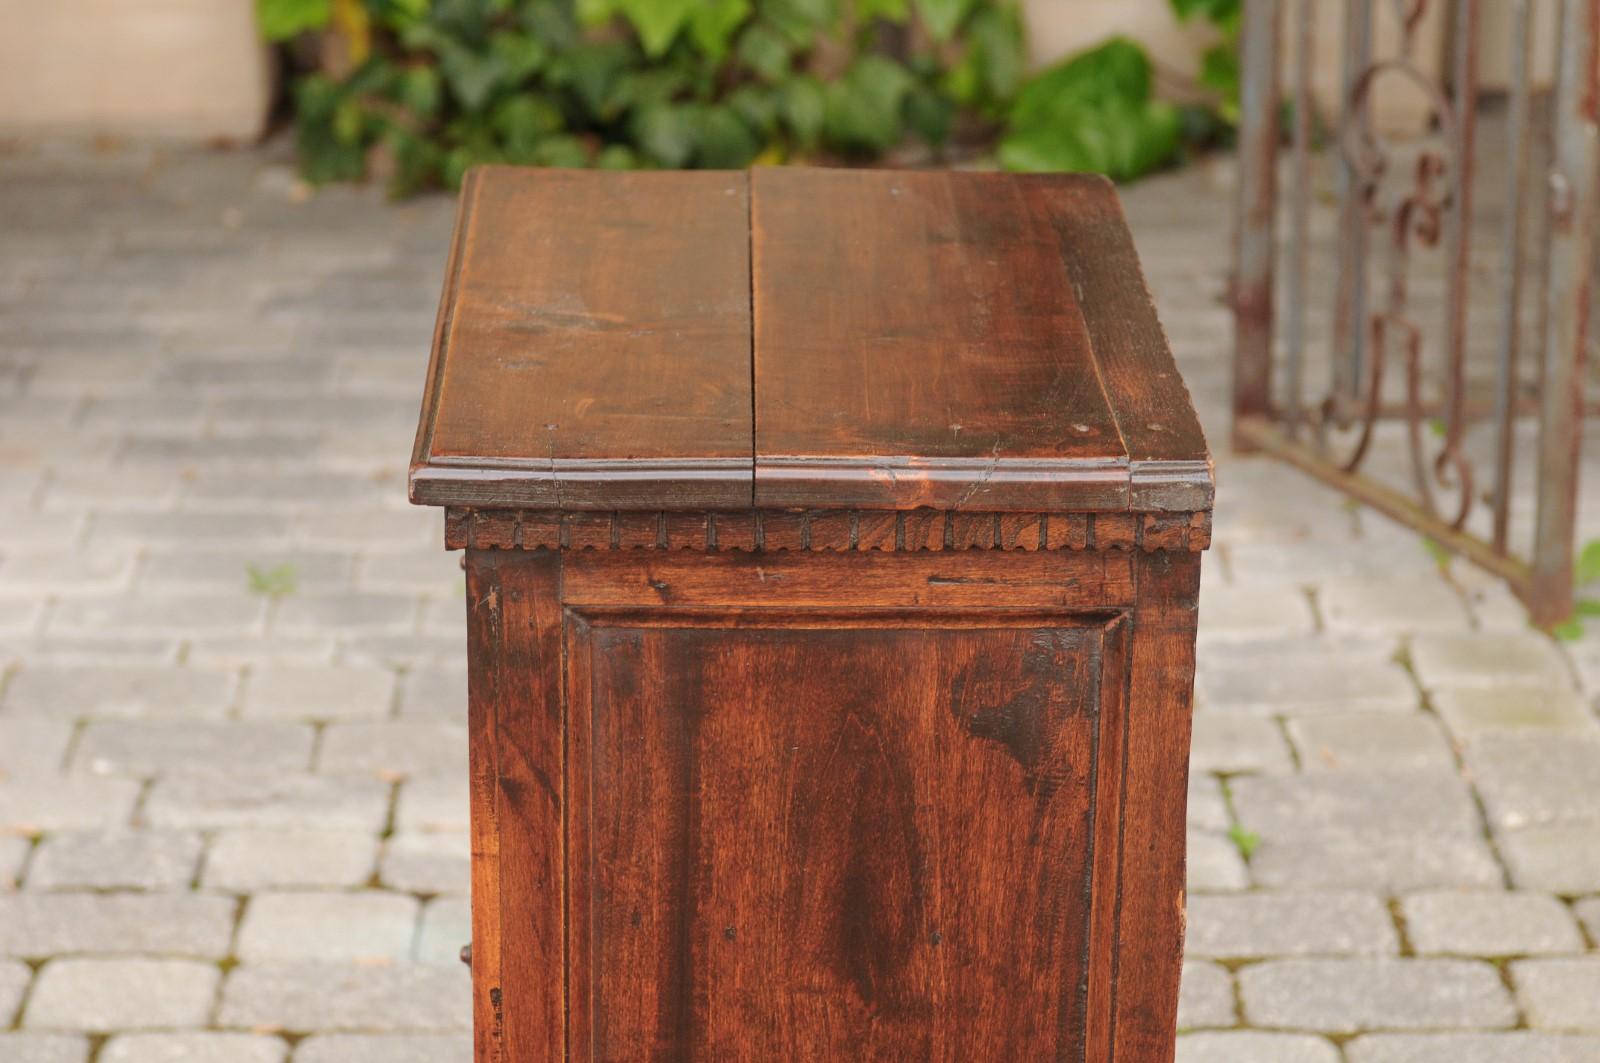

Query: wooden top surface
[[410, 167, 1210, 513]]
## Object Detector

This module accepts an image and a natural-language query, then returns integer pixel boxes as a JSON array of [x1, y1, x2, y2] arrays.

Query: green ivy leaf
[[532, 134, 591, 167], [1555, 618, 1587, 642], [1009, 37, 1153, 129], [966, 6, 1024, 103], [493, 94, 565, 155], [823, 55, 914, 153], [736, 22, 794, 82], [914, 0, 974, 41], [1170, 0, 1240, 34], [619, 0, 698, 58], [257, 0, 332, 40], [631, 103, 701, 166], [1576, 540, 1600, 585], [780, 74, 826, 148], [489, 30, 549, 82], [595, 144, 641, 169], [857, 0, 909, 20], [395, 65, 443, 117], [696, 106, 762, 167], [999, 97, 1182, 181], [547, 39, 635, 120], [726, 84, 780, 137], [689, 0, 753, 60], [575, 0, 620, 25], [436, 39, 512, 110], [903, 86, 953, 146], [763, 0, 839, 31]]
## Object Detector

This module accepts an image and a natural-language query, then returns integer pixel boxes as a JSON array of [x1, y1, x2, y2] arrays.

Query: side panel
[[465, 550, 565, 1062], [1110, 551, 1202, 1063], [568, 617, 1123, 1062]]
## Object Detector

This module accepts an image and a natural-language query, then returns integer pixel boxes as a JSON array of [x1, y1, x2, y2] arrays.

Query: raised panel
[[567, 617, 1125, 1062]]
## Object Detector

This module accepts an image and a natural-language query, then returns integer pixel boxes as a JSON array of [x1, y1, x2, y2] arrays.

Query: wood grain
[[465, 550, 565, 1061], [751, 167, 1130, 511], [412, 167, 753, 509], [574, 620, 1112, 1060]]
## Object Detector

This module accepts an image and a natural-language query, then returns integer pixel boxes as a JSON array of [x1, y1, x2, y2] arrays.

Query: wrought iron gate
[[1231, 0, 1600, 625]]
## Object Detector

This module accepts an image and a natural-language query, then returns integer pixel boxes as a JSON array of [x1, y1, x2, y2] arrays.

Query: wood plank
[[412, 167, 754, 510], [559, 550, 1136, 612], [464, 550, 566, 1061], [573, 621, 1107, 1058], [1020, 176, 1213, 512], [751, 167, 1130, 511], [1111, 551, 1202, 1062]]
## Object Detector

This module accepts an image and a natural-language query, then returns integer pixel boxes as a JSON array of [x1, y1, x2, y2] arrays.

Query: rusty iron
[[1232, 0, 1600, 626]]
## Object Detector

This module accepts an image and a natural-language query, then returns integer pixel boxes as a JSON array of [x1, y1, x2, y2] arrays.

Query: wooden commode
[[409, 165, 1213, 1063]]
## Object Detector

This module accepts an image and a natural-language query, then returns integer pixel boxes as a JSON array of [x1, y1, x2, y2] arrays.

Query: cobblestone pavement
[[1, 140, 1598, 1062]]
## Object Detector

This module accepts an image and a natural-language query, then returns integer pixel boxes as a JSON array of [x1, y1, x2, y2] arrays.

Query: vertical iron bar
[[1529, 0, 1599, 625], [1331, 0, 1373, 413], [1232, 0, 1283, 447], [1286, 0, 1316, 435], [1443, 0, 1479, 463], [1491, 0, 1535, 554]]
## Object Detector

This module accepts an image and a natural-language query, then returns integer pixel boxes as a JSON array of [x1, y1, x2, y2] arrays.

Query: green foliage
[[257, 0, 1028, 194], [997, 38, 1181, 180], [1170, 0, 1241, 121], [246, 563, 299, 598], [1226, 823, 1260, 860]]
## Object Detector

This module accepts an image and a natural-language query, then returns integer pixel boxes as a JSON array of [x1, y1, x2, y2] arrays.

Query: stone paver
[[237, 891, 419, 962], [204, 830, 378, 892], [28, 831, 203, 891], [100, 1034, 289, 1063], [1345, 1033, 1600, 1062], [242, 666, 395, 721], [1178, 1032, 1341, 1063], [217, 962, 470, 1033], [144, 773, 391, 832], [1177, 960, 1234, 1028], [292, 1034, 472, 1063], [1401, 890, 1584, 957], [1187, 892, 1398, 959], [1514, 958, 1600, 1032], [1, 666, 237, 719], [73, 720, 314, 777], [25, 958, 219, 1031], [1501, 827, 1600, 894], [1410, 631, 1572, 690], [1464, 734, 1600, 831], [1431, 685, 1597, 739], [1239, 958, 1517, 1033], [1, 957, 31, 1024], [3, 140, 1596, 1051], [0, 892, 236, 959], [1230, 772, 1481, 840], [1577, 897, 1600, 943], [379, 831, 469, 896], [1286, 713, 1454, 773], [0, 1035, 91, 1063]]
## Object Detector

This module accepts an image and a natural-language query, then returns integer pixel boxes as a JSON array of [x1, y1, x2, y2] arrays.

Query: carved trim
[[445, 508, 1211, 553]]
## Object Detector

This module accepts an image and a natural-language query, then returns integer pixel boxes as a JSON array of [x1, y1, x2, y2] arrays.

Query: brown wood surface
[[412, 167, 753, 510], [752, 167, 1124, 511], [465, 551, 565, 1061], [411, 166, 1212, 516], [574, 619, 1114, 1061], [465, 547, 1199, 1062]]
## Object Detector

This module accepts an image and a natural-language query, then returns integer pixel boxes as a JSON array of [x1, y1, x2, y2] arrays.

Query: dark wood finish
[[573, 619, 1116, 1059], [752, 168, 1124, 511], [414, 167, 1212, 515], [421, 166, 1210, 1063], [411, 167, 753, 509]]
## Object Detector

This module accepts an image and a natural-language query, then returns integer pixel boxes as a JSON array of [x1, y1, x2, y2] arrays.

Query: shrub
[[259, 0, 1026, 194]]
